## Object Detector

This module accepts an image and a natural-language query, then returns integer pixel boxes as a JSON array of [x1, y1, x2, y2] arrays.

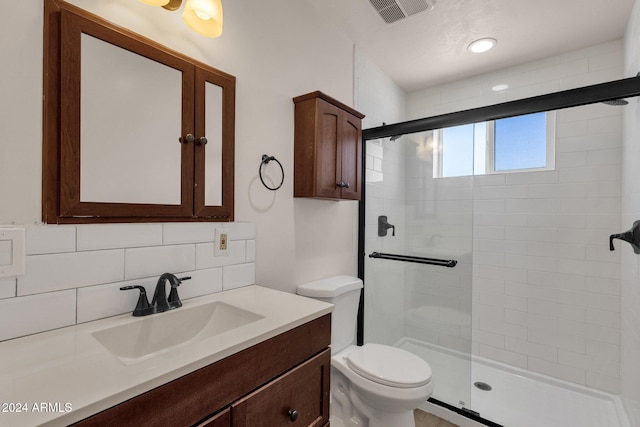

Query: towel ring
[[259, 154, 284, 191]]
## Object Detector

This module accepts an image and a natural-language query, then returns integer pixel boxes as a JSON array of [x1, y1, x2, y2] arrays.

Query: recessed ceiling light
[[468, 38, 497, 53], [492, 84, 509, 92]]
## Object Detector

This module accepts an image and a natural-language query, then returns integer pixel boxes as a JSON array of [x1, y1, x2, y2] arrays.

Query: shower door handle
[[369, 252, 457, 268]]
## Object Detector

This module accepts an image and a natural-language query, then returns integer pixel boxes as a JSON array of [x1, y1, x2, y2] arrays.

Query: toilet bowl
[[297, 275, 434, 427], [331, 344, 434, 427]]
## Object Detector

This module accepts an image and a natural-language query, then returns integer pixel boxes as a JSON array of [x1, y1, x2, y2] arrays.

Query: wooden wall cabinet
[[294, 91, 365, 201], [43, 0, 235, 223], [72, 314, 331, 427]]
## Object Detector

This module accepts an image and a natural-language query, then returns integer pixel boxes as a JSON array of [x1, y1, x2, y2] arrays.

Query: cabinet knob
[[337, 181, 351, 189], [179, 133, 196, 144], [288, 409, 299, 422], [198, 136, 208, 145]]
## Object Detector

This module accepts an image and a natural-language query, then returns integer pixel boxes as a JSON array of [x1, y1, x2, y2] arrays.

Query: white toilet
[[297, 275, 434, 427]]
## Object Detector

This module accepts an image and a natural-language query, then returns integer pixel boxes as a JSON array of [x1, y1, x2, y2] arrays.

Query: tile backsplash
[[0, 222, 256, 341]]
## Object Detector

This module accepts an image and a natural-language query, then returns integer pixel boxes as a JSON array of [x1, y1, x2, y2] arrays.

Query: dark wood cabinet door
[[231, 349, 331, 427], [315, 100, 342, 199], [193, 66, 235, 220], [338, 111, 362, 200]]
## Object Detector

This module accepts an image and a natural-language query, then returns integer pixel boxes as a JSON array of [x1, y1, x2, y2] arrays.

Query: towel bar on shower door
[[368, 252, 457, 268]]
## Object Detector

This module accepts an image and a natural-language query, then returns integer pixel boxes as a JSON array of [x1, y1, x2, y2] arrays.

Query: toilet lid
[[346, 343, 432, 388]]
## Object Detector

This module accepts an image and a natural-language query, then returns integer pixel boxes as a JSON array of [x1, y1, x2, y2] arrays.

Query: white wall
[[0, 0, 358, 340], [621, 0, 640, 423], [407, 41, 625, 393]]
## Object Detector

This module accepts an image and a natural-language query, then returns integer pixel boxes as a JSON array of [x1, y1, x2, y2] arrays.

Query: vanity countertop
[[0, 285, 333, 427]]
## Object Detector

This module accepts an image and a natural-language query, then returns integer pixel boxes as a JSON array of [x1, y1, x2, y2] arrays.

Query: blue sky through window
[[441, 124, 474, 177], [494, 112, 547, 171], [438, 112, 549, 178]]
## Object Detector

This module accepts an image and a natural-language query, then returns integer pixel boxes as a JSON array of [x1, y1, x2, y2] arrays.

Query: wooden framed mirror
[[43, 0, 235, 223]]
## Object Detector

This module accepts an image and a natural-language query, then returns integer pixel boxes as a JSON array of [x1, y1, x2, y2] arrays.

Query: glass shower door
[[362, 130, 474, 412]]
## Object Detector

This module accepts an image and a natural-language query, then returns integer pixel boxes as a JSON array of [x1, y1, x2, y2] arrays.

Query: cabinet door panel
[[231, 349, 330, 427], [339, 113, 362, 200], [80, 33, 182, 205], [58, 8, 195, 219], [203, 82, 223, 206], [315, 101, 341, 199], [194, 67, 235, 220]]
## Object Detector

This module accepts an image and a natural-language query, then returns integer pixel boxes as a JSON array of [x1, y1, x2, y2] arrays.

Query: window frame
[[433, 111, 556, 178]]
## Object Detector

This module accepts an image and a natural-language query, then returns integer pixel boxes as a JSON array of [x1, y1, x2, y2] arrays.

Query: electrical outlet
[[214, 228, 229, 257], [0, 228, 25, 277]]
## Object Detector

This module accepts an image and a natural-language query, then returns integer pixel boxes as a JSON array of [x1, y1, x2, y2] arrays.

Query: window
[[434, 111, 555, 178]]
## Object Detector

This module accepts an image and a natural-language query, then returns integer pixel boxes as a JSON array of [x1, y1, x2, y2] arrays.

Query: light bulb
[[183, 0, 223, 38], [139, 0, 171, 6], [194, 10, 212, 20], [468, 38, 497, 54]]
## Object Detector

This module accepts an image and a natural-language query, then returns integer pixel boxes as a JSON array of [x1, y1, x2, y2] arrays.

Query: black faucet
[[118, 285, 154, 317], [153, 273, 192, 312], [120, 273, 191, 316]]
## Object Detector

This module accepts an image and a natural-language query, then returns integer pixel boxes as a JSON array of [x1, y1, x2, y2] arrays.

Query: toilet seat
[[346, 343, 432, 389]]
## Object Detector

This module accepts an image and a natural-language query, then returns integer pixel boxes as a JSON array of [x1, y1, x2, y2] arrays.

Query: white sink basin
[[92, 301, 264, 364]]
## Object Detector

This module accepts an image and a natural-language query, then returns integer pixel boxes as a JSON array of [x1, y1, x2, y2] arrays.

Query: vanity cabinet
[[293, 91, 365, 201], [43, 0, 235, 223], [71, 314, 331, 427]]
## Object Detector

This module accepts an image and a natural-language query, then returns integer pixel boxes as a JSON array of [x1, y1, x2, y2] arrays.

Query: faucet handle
[[168, 276, 191, 309], [120, 285, 154, 317]]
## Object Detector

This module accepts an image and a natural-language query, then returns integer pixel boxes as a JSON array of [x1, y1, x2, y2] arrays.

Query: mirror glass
[[80, 33, 183, 205], [204, 81, 223, 206]]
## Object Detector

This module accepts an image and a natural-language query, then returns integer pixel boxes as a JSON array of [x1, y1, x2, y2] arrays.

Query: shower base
[[396, 338, 630, 427]]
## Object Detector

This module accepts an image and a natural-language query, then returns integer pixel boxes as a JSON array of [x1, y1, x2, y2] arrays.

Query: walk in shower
[[358, 76, 640, 427]]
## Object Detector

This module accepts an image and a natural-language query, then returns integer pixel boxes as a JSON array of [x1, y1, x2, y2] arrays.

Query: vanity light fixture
[[140, 0, 174, 6], [139, 0, 223, 38], [467, 37, 496, 53]]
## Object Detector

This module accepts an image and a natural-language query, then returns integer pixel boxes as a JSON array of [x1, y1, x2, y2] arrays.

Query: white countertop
[[0, 285, 333, 426]]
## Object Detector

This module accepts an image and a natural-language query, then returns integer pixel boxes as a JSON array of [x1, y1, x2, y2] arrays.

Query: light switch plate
[[214, 228, 229, 257], [0, 228, 25, 277]]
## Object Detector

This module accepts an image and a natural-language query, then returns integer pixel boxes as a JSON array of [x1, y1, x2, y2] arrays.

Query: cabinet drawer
[[231, 348, 330, 427]]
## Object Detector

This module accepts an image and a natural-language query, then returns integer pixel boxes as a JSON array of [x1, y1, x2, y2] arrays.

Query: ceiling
[[306, 0, 635, 92]]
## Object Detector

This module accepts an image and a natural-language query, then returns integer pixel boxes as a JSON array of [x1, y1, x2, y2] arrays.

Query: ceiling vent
[[369, 0, 436, 24]]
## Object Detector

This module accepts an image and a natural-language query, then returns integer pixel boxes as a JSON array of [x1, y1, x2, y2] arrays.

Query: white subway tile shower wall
[[621, 2, 640, 425], [0, 222, 256, 342], [404, 41, 624, 393]]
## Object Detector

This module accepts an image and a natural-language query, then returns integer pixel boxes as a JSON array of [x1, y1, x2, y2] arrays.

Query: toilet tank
[[297, 275, 363, 354]]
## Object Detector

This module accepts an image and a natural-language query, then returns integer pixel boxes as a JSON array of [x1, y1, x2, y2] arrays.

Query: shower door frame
[[355, 74, 640, 421], [357, 73, 640, 344]]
